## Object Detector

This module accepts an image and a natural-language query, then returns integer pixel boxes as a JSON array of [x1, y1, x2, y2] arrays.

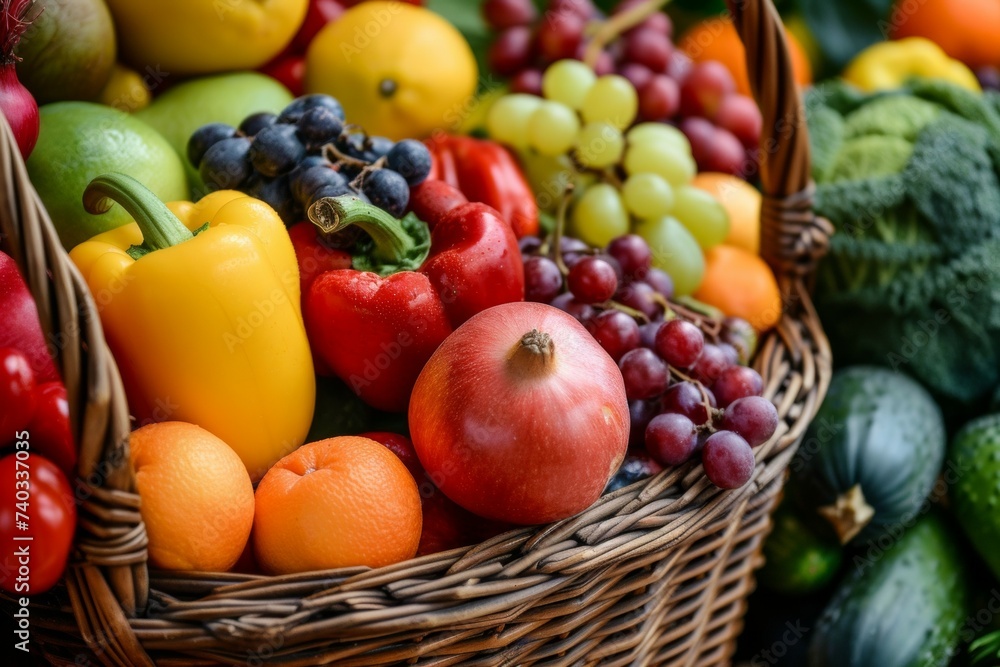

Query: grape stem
[[608, 300, 649, 323], [550, 182, 575, 275], [583, 0, 673, 69]]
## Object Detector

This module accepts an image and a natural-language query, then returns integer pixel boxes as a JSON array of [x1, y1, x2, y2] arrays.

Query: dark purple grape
[[524, 255, 563, 303], [718, 343, 740, 367], [617, 281, 664, 320], [606, 234, 652, 280], [482, 0, 538, 30], [337, 132, 380, 163], [628, 399, 658, 448], [250, 124, 306, 177], [199, 136, 252, 191], [702, 430, 754, 489], [661, 381, 715, 425], [386, 139, 432, 186], [644, 268, 674, 298], [568, 256, 618, 304], [560, 236, 591, 254], [278, 94, 345, 124], [248, 175, 297, 224], [510, 68, 544, 95], [297, 106, 345, 146], [519, 235, 543, 256], [713, 366, 764, 408], [187, 123, 237, 168], [620, 62, 654, 91], [692, 343, 729, 386], [368, 137, 395, 159], [719, 396, 779, 447], [292, 164, 347, 205], [587, 310, 640, 362], [489, 26, 534, 75], [239, 112, 278, 137], [309, 183, 353, 206], [654, 319, 704, 368], [362, 169, 410, 217], [638, 321, 662, 349], [551, 292, 595, 323], [536, 11, 585, 62], [646, 413, 698, 466], [605, 451, 663, 492], [619, 348, 668, 400]]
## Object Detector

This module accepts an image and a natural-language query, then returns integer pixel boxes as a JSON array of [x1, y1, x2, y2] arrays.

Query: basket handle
[[727, 0, 833, 283]]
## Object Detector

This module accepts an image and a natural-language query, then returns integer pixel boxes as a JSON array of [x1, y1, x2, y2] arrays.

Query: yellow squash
[[70, 174, 315, 481]]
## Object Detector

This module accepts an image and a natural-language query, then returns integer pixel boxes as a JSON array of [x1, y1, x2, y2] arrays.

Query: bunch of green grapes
[[486, 60, 731, 296]]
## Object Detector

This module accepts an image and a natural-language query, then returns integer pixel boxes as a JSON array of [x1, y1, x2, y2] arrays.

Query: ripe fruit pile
[[187, 94, 432, 225], [489, 68, 730, 296], [520, 230, 778, 489], [481, 0, 762, 175]]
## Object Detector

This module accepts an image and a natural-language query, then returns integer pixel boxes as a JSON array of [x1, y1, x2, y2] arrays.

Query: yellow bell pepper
[[70, 173, 315, 482], [843, 37, 981, 93]]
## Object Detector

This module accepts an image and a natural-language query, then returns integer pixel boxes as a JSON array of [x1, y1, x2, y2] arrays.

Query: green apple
[[15, 0, 116, 104], [27, 102, 188, 250], [135, 72, 293, 191]]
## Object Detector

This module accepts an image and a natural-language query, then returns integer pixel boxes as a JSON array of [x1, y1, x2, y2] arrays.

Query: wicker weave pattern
[[1, 1, 831, 664]]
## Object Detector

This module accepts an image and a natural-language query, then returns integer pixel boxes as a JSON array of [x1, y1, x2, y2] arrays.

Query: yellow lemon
[[105, 0, 307, 75], [306, 2, 478, 140]]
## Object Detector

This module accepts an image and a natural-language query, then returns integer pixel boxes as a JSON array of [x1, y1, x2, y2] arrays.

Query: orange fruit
[[129, 422, 254, 571], [691, 172, 762, 255], [253, 436, 422, 574], [679, 16, 812, 97], [890, 0, 1000, 70], [694, 245, 782, 332]]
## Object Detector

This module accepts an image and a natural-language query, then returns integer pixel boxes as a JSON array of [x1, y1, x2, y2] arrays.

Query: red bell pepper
[[424, 134, 540, 239], [300, 189, 524, 412], [0, 251, 59, 384]]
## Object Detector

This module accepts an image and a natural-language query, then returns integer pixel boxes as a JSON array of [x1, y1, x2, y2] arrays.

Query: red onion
[[1, 0, 39, 160]]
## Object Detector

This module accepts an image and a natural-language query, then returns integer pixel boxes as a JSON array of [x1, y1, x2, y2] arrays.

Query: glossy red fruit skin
[[25, 382, 75, 476], [0, 453, 75, 594], [0, 348, 36, 439], [409, 302, 629, 525]]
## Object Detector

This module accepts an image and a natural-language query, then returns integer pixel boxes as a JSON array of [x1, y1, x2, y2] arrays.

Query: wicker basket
[[1, 0, 832, 664]]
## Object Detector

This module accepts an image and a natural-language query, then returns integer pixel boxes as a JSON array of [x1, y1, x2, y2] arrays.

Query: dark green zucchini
[[808, 513, 970, 667], [758, 503, 842, 595], [950, 413, 1000, 581], [790, 366, 945, 544]]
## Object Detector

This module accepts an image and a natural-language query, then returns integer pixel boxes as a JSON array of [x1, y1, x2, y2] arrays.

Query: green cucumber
[[808, 514, 971, 667], [759, 503, 843, 595], [950, 413, 1000, 581]]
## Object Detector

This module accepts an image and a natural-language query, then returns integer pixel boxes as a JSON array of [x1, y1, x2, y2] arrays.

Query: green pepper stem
[[83, 173, 193, 251], [308, 195, 415, 263]]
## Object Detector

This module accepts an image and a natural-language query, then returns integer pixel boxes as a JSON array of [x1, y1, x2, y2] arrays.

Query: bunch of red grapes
[[482, 0, 764, 176], [520, 232, 778, 490]]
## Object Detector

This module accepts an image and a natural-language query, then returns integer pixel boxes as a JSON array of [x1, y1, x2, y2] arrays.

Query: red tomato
[[0, 348, 37, 442], [0, 453, 76, 595], [26, 383, 75, 476]]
